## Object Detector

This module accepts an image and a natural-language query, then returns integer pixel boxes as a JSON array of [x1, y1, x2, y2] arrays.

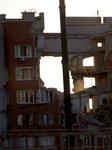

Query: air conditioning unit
[[20, 57, 25, 61]]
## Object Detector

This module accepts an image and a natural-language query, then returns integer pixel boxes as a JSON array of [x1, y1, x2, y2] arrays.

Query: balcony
[[0, 129, 112, 150]]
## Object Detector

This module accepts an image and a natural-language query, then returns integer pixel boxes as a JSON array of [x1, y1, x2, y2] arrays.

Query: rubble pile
[[94, 100, 112, 127], [82, 100, 112, 128]]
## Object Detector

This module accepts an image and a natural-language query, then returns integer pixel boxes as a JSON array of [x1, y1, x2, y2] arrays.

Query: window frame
[[15, 67, 34, 80], [37, 114, 54, 126], [18, 136, 34, 148], [40, 136, 55, 148], [19, 137, 25, 148], [16, 90, 34, 104], [18, 114, 33, 126], [15, 45, 32, 58], [36, 90, 54, 104]]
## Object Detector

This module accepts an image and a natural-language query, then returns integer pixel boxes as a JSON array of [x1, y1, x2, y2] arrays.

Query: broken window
[[16, 67, 34, 80], [84, 77, 95, 88], [97, 42, 103, 47], [83, 56, 94, 66], [16, 90, 34, 103], [18, 114, 33, 126], [15, 45, 32, 57], [36, 90, 54, 103], [37, 114, 54, 126]]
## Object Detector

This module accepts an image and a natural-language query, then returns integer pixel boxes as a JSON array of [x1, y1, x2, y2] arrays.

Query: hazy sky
[[1, 0, 112, 32]]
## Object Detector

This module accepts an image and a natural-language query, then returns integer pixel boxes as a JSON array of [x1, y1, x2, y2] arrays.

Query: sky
[[1, 0, 112, 92], [1, 0, 112, 32]]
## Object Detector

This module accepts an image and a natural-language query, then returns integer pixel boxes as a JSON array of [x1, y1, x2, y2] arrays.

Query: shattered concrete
[[43, 16, 112, 128]]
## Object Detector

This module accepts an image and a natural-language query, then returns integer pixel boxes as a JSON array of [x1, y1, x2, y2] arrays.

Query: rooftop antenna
[[97, 10, 99, 16]]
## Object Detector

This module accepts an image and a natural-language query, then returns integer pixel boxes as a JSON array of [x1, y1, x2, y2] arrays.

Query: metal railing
[[0, 129, 112, 150]]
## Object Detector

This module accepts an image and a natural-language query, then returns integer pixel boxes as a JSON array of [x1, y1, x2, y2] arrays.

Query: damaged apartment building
[[1, 10, 112, 149], [43, 16, 112, 128]]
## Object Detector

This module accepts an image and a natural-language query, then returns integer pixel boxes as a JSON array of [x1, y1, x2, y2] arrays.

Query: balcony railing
[[0, 128, 112, 150]]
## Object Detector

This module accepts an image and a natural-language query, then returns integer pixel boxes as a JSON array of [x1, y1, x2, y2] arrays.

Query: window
[[18, 114, 33, 126], [40, 136, 55, 149], [48, 114, 54, 125], [19, 137, 25, 148], [84, 77, 95, 88], [37, 114, 54, 126], [17, 90, 34, 103], [27, 137, 34, 148], [15, 45, 32, 57], [19, 137, 34, 148], [36, 90, 54, 103], [16, 67, 34, 80]]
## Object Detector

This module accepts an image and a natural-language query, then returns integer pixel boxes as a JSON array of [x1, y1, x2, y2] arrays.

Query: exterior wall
[[4, 21, 38, 130], [1, 12, 62, 131], [0, 24, 7, 130]]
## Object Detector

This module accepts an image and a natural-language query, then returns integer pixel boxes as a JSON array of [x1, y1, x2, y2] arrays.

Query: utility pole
[[59, 0, 72, 129]]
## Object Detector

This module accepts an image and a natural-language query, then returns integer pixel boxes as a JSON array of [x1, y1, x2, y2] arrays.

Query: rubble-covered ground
[[82, 100, 112, 128]]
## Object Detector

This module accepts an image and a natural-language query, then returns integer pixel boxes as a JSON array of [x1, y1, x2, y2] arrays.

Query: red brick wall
[[4, 22, 62, 130]]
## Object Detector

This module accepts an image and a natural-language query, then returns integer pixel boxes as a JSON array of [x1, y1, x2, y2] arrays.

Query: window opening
[[102, 99, 107, 104], [16, 67, 34, 80], [83, 56, 94, 66], [15, 45, 32, 57], [36, 90, 54, 103], [84, 77, 95, 88], [40, 136, 55, 148], [18, 114, 33, 126], [19, 137, 34, 148], [97, 42, 102, 47], [17, 90, 34, 103], [89, 98, 93, 109], [27, 137, 34, 148], [60, 113, 64, 125], [43, 115, 47, 125], [19, 137, 25, 148], [37, 114, 54, 126]]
